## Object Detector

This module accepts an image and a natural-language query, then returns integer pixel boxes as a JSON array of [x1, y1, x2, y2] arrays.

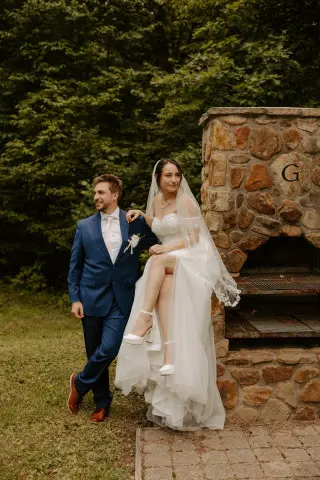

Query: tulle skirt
[[115, 241, 225, 431]]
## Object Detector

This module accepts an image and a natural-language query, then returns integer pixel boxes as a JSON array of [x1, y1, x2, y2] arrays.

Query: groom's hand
[[71, 301, 84, 319]]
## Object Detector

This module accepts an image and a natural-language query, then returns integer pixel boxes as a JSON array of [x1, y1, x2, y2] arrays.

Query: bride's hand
[[149, 244, 168, 255], [126, 209, 142, 223]]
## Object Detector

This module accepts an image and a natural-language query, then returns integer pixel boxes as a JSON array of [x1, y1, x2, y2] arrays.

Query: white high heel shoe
[[123, 310, 153, 345], [159, 341, 175, 376], [159, 364, 175, 376]]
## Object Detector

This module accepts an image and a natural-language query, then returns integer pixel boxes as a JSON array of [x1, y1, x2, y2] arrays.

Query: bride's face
[[159, 163, 181, 194]]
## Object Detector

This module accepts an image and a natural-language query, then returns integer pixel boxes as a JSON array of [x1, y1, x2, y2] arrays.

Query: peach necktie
[[102, 216, 113, 256]]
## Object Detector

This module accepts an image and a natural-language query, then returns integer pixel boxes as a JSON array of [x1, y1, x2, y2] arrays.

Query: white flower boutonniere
[[124, 233, 142, 254]]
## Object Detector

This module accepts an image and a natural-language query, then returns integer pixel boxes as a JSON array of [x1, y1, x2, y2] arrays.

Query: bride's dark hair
[[155, 158, 183, 188]]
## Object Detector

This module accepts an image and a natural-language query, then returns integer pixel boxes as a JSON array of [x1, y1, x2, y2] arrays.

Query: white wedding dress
[[115, 212, 227, 431]]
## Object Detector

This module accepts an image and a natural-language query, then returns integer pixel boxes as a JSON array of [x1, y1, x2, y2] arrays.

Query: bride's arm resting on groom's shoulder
[[126, 195, 200, 255], [126, 196, 158, 227], [126, 209, 154, 227]]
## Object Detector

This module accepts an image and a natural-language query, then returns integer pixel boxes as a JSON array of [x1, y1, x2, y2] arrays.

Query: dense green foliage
[[0, 0, 319, 287]]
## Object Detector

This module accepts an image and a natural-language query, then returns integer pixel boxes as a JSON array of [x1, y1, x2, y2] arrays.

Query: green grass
[[0, 288, 150, 479]]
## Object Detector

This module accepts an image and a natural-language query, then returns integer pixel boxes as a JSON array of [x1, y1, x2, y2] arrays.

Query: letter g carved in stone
[[281, 164, 300, 182]]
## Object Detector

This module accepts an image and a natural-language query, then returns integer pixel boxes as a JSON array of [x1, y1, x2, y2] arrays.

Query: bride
[[115, 159, 240, 430]]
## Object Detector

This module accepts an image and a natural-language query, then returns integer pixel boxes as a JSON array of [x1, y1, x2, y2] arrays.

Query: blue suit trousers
[[75, 296, 128, 409]]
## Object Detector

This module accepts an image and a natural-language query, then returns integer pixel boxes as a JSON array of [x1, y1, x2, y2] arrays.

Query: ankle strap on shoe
[[141, 310, 153, 316], [163, 340, 174, 345]]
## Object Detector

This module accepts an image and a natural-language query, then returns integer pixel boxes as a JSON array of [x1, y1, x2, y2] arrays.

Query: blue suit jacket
[[68, 209, 157, 316]]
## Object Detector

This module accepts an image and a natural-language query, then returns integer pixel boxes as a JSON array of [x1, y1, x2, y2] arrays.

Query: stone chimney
[[200, 107, 320, 274], [200, 107, 320, 424]]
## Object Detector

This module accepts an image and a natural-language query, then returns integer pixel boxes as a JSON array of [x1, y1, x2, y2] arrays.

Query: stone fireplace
[[200, 107, 320, 423]]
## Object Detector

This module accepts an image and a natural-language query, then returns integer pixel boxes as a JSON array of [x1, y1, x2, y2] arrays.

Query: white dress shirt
[[101, 207, 122, 263]]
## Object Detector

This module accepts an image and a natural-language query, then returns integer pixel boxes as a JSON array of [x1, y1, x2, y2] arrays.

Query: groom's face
[[94, 182, 118, 212]]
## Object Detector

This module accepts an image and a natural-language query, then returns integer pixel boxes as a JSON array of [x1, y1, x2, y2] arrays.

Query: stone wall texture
[[202, 107, 320, 423], [212, 299, 320, 424], [201, 107, 320, 273]]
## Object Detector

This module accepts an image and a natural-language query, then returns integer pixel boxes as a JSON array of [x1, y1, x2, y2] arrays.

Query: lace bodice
[[151, 213, 183, 244]]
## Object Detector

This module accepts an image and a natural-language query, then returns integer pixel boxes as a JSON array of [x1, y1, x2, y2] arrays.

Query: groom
[[67, 174, 157, 422]]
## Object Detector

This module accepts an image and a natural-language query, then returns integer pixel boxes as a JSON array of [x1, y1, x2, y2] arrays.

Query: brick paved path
[[136, 423, 320, 479]]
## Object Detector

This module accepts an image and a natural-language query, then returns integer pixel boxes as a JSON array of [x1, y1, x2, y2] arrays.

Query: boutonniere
[[124, 233, 142, 254]]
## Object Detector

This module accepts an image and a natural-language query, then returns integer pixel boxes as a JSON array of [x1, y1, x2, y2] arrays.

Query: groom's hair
[[93, 174, 123, 200]]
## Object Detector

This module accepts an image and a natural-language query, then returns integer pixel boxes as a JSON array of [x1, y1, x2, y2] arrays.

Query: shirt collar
[[101, 207, 120, 221]]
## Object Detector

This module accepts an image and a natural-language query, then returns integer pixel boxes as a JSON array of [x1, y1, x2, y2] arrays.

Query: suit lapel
[[115, 209, 129, 264], [92, 212, 112, 263]]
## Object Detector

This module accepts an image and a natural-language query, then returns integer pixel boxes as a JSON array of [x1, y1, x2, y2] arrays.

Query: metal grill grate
[[240, 273, 320, 292]]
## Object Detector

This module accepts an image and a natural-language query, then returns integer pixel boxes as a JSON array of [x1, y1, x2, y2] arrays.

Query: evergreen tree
[[0, 0, 319, 287]]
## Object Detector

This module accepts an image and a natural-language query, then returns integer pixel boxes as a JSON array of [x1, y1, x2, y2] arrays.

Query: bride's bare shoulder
[[180, 193, 198, 209], [180, 193, 199, 216], [153, 194, 161, 207]]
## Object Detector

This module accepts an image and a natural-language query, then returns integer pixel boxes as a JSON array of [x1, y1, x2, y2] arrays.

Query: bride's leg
[[129, 254, 175, 337], [157, 273, 174, 365]]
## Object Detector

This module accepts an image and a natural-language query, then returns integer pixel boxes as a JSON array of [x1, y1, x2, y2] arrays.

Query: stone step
[[136, 422, 320, 479]]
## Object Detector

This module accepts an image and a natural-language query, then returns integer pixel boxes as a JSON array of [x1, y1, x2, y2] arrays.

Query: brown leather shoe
[[90, 407, 109, 423], [67, 373, 81, 414]]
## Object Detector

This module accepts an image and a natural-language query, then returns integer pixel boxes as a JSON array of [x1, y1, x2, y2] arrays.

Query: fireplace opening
[[242, 236, 320, 274], [226, 237, 320, 341]]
